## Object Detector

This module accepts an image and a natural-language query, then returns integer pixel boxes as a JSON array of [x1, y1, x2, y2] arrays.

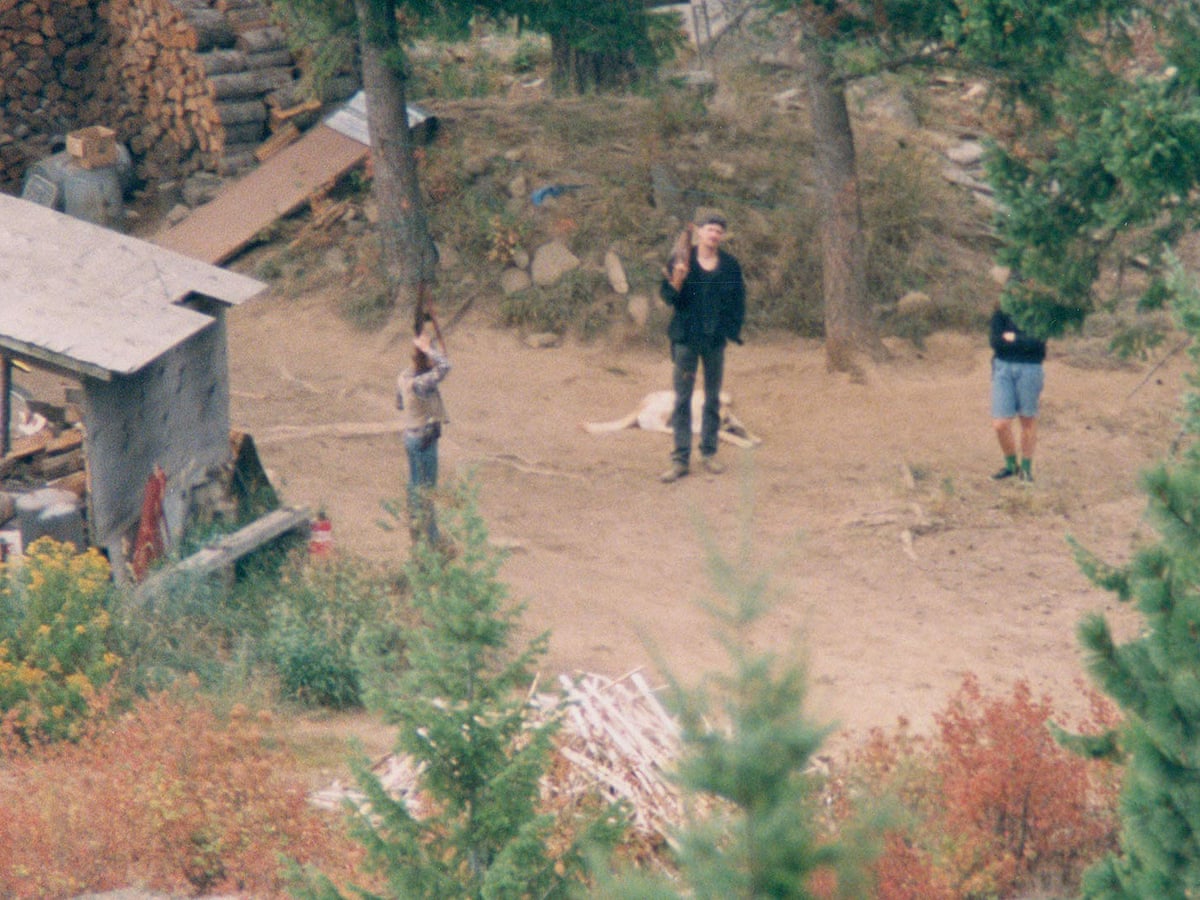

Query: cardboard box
[[66, 125, 118, 169]]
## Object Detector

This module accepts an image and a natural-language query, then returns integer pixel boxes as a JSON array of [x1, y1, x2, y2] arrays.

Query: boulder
[[531, 240, 580, 286], [500, 266, 532, 295], [627, 292, 651, 329], [896, 290, 935, 318], [604, 250, 628, 294]]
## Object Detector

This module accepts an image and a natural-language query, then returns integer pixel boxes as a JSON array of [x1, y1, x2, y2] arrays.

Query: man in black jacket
[[989, 303, 1046, 483], [659, 211, 745, 483]]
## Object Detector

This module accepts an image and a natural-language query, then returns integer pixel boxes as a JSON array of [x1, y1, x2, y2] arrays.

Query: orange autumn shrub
[[0, 688, 370, 899], [828, 676, 1121, 899], [933, 675, 1120, 898]]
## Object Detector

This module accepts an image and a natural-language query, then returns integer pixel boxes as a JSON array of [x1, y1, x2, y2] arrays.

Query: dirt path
[[229, 285, 1182, 744]]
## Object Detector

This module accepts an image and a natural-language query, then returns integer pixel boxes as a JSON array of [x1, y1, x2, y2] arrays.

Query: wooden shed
[[0, 193, 265, 574]]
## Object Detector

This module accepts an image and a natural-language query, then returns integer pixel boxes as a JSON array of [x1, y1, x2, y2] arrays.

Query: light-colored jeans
[[991, 358, 1044, 419]]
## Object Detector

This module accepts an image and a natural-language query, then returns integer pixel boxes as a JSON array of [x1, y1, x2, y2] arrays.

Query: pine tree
[[295, 481, 622, 898], [1072, 259, 1200, 898], [605, 524, 881, 898]]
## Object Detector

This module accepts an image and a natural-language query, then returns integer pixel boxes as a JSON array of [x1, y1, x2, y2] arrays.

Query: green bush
[[0, 538, 121, 745], [265, 556, 399, 709], [500, 269, 608, 336]]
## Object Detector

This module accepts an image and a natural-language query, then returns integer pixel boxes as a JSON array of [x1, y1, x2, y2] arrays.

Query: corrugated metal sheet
[[322, 91, 434, 145]]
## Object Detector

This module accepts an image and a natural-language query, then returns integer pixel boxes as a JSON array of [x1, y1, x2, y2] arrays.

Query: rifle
[[666, 223, 694, 291], [414, 282, 446, 351]]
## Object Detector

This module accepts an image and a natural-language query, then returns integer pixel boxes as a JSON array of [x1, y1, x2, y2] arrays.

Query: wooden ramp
[[152, 124, 367, 265]]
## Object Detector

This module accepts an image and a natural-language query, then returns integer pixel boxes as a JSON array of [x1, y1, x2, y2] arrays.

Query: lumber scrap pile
[[0, 0, 310, 190], [0, 399, 86, 490], [310, 670, 690, 844], [547, 670, 685, 837]]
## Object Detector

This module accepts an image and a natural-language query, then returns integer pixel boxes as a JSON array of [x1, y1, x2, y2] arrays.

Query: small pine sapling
[[295, 480, 623, 899]]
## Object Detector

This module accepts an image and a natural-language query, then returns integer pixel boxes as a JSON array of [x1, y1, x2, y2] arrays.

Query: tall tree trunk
[[354, 0, 437, 328], [549, 33, 636, 94], [803, 33, 885, 376]]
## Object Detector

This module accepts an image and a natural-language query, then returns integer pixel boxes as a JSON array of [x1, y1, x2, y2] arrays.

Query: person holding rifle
[[659, 210, 745, 483], [397, 310, 451, 547]]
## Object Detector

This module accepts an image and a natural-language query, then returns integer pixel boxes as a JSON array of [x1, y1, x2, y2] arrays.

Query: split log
[[236, 25, 286, 54], [221, 119, 265, 145], [183, 8, 236, 51], [209, 67, 293, 100], [215, 98, 267, 126], [200, 48, 248, 75], [245, 48, 293, 70]]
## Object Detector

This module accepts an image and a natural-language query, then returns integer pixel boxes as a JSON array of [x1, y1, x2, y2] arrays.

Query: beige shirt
[[396, 348, 450, 433]]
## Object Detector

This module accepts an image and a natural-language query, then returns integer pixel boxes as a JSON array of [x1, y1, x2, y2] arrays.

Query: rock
[[710, 160, 736, 180], [512, 247, 530, 270], [772, 87, 803, 110], [604, 250, 628, 294], [627, 292, 651, 329], [990, 265, 1011, 286], [525, 332, 559, 348], [500, 266, 532, 295], [530, 240, 580, 286], [896, 290, 935, 318], [507, 173, 528, 199], [165, 203, 189, 226], [946, 140, 985, 167]]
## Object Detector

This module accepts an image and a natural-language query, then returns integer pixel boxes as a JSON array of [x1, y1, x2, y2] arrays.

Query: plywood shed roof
[[0, 194, 265, 380]]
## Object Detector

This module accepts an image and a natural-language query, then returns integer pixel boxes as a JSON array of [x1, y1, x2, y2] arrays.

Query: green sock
[[1004, 454, 1018, 473], [1021, 457, 1033, 477]]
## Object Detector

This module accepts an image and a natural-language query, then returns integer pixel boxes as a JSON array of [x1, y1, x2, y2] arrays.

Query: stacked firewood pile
[[0, 0, 312, 190], [97, 0, 303, 179], [0, 0, 105, 190], [310, 671, 697, 846]]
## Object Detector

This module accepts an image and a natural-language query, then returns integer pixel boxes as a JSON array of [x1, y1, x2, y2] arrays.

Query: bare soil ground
[[227, 283, 1183, 748]]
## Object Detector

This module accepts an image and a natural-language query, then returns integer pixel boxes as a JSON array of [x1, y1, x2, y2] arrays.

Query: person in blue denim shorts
[[397, 327, 450, 546], [989, 303, 1046, 483]]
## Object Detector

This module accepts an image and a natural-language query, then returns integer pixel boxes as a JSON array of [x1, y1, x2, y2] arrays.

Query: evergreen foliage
[[604, 524, 881, 898], [948, 1, 1200, 342], [294, 481, 623, 899], [1070, 259, 1200, 898]]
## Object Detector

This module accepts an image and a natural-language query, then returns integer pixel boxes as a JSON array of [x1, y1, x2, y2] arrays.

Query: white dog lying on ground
[[582, 389, 762, 449]]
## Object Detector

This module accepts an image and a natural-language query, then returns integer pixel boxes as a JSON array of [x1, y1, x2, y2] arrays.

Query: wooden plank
[[152, 124, 368, 265], [133, 505, 312, 604]]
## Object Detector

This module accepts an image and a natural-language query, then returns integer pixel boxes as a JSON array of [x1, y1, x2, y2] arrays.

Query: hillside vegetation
[[238, 24, 1004, 349]]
